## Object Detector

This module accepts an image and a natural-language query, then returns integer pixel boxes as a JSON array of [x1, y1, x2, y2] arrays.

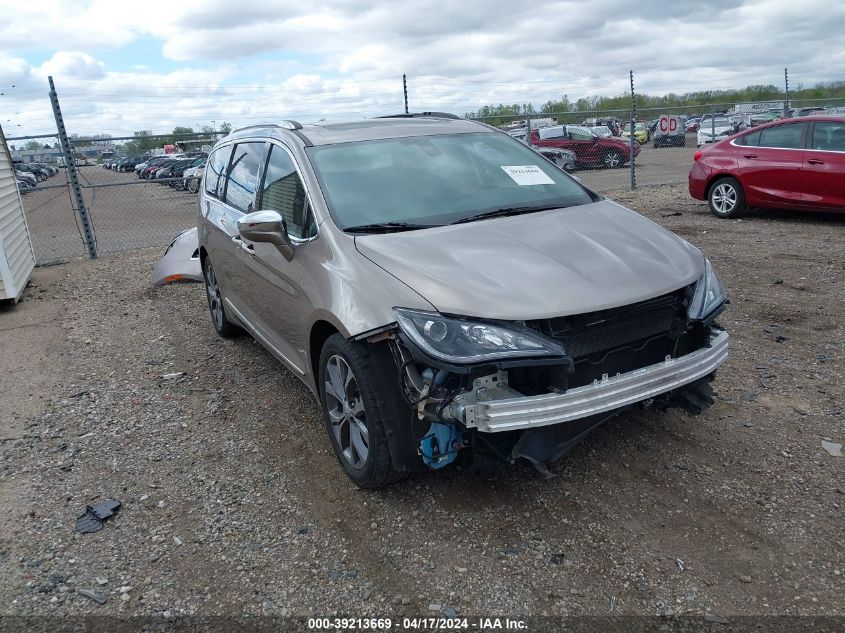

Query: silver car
[[198, 114, 729, 487]]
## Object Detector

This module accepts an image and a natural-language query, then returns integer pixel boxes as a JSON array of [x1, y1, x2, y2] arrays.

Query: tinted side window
[[568, 128, 593, 141], [204, 146, 232, 198], [811, 122, 845, 152], [260, 145, 314, 239], [758, 123, 805, 149], [224, 142, 266, 212], [740, 130, 761, 147]]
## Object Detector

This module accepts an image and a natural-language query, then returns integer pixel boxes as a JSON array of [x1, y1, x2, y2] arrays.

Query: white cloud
[[0, 0, 843, 137], [40, 52, 105, 79]]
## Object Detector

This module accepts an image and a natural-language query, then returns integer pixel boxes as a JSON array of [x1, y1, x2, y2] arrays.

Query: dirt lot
[[21, 166, 199, 264], [1, 184, 843, 625]]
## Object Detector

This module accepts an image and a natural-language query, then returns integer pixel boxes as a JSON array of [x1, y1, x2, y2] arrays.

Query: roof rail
[[376, 112, 462, 120], [279, 120, 303, 130]]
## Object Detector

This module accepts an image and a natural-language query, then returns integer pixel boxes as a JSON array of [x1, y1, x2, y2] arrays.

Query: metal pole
[[629, 70, 636, 190], [403, 74, 409, 114], [784, 68, 790, 118], [711, 103, 716, 140], [525, 115, 532, 146], [48, 76, 96, 259]]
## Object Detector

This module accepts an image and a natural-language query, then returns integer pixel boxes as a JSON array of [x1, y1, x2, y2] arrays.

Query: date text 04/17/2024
[[306, 617, 529, 630]]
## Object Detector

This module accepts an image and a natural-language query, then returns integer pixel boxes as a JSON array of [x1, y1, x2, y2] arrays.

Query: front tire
[[319, 334, 407, 488], [707, 177, 746, 219]]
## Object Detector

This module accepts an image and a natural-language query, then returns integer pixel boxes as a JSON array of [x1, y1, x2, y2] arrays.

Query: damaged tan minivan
[[197, 113, 729, 487]]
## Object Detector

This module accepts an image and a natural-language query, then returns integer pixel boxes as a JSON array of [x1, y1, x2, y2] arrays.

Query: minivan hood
[[354, 199, 704, 321]]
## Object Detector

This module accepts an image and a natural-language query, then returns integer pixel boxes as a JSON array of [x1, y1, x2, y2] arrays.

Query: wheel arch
[[309, 320, 341, 392]]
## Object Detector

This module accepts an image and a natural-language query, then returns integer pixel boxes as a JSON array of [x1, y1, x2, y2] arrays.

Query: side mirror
[[237, 210, 294, 261]]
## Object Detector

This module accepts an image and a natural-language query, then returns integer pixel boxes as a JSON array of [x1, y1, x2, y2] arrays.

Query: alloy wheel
[[324, 355, 369, 470], [604, 152, 622, 168], [711, 183, 737, 215], [204, 263, 224, 330]]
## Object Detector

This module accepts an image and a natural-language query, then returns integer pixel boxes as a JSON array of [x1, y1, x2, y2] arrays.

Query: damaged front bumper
[[458, 330, 728, 433], [153, 227, 203, 286]]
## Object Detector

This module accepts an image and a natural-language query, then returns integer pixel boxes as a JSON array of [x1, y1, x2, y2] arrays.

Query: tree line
[[465, 81, 845, 125], [14, 124, 233, 154]]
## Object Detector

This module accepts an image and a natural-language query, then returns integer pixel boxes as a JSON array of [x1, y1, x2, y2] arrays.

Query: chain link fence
[[12, 132, 217, 263], [7, 71, 845, 264]]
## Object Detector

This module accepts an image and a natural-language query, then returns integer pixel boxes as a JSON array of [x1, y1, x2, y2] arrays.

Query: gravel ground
[[1, 184, 843, 623]]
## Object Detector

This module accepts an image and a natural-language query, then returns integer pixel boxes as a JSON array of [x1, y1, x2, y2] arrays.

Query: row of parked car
[[102, 156, 145, 172], [102, 153, 207, 193], [14, 162, 60, 194]]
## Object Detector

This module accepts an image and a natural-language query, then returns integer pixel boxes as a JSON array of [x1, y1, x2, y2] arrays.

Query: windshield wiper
[[450, 204, 563, 225], [344, 222, 435, 234]]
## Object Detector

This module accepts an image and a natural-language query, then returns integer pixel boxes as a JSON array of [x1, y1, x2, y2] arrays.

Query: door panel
[[215, 141, 267, 324], [237, 241, 309, 374], [236, 143, 318, 374], [736, 148, 804, 206], [802, 121, 845, 209], [735, 122, 806, 207]]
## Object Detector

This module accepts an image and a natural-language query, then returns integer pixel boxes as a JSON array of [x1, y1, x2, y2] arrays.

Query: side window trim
[[222, 140, 269, 214], [221, 142, 236, 203], [205, 143, 232, 199], [264, 141, 319, 242], [255, 143, 273, 211]]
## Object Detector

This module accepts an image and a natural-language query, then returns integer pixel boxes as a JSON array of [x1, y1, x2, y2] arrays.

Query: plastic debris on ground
[[75, 499, 121, 534], [821, 440, 843, 458], [77, 589, 107, 605]]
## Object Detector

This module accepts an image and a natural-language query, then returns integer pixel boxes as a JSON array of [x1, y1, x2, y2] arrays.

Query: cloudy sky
[[1, 0, 843, 138]]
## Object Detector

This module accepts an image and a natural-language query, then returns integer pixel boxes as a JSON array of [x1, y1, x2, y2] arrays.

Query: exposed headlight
[[688, 258, 727, 320], [393, 308, 566, 363]]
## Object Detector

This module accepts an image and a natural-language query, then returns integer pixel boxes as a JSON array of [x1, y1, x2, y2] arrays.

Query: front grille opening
[[526, 287, 692, 360], [511, 287, 709, 395]]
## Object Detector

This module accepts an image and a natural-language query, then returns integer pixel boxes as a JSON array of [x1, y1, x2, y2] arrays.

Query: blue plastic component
[[420, 422, 464, 469]]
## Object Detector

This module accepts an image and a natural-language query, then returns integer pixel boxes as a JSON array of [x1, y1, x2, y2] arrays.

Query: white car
[[589, 125, 613, 138], [183, 164, 204, 193], [696, 115, 733, 147]]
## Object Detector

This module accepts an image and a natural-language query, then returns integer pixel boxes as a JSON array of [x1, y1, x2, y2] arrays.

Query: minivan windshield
[[307, 132, 593, 230]]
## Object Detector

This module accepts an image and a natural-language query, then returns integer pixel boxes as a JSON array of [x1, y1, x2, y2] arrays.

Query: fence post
[[526, 115, 532, 146], [783, 67, 790, 117], [48, 76, 97, 259], [629, 70, 636, 190], [403, 74, 409, 114], [710, 103, 716, 140]]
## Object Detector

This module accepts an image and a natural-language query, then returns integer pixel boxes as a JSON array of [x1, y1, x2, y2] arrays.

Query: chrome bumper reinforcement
[[465, 331, 729, 433]]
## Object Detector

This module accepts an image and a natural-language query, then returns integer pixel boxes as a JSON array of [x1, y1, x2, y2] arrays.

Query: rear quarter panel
[[699, 142, 739, 198]]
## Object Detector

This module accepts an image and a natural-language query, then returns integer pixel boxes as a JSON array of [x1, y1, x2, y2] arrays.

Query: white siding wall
[[0, 127, 36, 301]]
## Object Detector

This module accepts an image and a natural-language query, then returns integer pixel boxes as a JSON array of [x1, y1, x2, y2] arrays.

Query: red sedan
[[531, 125, 639, 169], [688, 116, 845, 218]]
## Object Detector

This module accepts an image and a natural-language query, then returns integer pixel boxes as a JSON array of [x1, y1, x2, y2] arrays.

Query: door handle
[[807, 159, 825, 165], [743, 154, 757, 159], [231, 235, 256, 255]]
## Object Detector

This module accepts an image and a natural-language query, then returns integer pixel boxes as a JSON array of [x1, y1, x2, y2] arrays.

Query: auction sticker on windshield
[[500, 165, 555, 186]]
